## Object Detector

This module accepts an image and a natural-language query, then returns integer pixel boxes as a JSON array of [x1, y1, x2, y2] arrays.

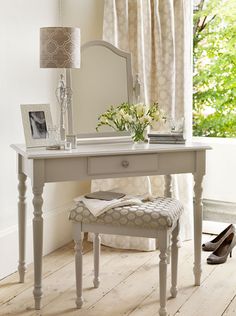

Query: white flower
[[152, 112, 160, 121], [135, 103, 145, 117], [119, 109, 126, 117], [140, 115, 152, 124], [96, 102, 165, 140], [123, 113, 133, 123], [100, 116, 108, 124], [115, 112, 122, 121], [147, 116, 153, 123]]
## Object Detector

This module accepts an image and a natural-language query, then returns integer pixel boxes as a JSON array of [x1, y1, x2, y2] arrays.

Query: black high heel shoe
[[202, 224, 235, 251], [207, 232, 236, 264]]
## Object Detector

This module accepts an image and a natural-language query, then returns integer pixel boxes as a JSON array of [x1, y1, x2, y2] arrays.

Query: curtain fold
[[91, 0, 193, 250]]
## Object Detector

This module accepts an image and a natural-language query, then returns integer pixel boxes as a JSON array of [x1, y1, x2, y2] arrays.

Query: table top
[[11, 142, 211, 160]]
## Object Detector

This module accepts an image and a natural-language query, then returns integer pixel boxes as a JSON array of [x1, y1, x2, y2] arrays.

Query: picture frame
[[20, 104, 53, 148]]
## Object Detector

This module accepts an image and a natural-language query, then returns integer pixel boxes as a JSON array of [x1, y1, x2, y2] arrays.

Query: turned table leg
[[164, 174, 172, 198], [18, 172, 27, 283], [193, 172, 204, 286], [32, 184, 44, 310]]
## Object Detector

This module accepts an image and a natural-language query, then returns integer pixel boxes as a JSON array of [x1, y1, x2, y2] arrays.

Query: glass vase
[[131, 129, 147, 143]]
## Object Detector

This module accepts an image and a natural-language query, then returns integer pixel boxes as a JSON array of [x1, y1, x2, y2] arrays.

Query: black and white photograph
[[20, 104, 52, 147], [29, 111, 47, 139]]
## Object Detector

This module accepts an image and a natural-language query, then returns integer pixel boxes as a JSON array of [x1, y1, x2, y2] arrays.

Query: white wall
[[0, 0, 90, 280], [195, 137, 236, 203], [61, 0, 104, 44], [1, 0, 57, 230], [61, 0, 104, 138]]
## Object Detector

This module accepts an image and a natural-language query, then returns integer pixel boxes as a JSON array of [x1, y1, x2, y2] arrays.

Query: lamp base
[[60, 126, 66, 142]]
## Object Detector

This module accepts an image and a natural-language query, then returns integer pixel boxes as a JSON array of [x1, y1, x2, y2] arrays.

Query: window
[[193, 0, 236, 137]]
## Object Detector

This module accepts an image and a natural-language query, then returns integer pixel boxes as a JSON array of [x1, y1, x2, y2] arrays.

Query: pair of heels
[[202, 224, 236, 264]]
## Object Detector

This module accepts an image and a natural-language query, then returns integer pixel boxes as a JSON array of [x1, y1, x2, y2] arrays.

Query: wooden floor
[[1, 234, 236, 316]]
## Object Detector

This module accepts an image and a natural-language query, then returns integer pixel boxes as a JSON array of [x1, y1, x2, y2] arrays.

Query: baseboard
[[0, 202, 74, 280], [203, 199, 236, 223]]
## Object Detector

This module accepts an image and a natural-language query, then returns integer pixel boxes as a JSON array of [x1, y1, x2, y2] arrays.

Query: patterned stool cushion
[[69, 197, 183, 230]]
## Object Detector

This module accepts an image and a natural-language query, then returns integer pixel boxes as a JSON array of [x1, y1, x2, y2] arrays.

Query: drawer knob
[[121, 160, 129, 168]]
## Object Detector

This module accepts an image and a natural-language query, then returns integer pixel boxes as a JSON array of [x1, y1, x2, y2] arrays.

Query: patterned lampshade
[[40, 27, 80, 69]]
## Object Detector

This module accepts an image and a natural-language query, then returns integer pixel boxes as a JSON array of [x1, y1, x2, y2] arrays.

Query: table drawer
[[88, 154, 158, 176]]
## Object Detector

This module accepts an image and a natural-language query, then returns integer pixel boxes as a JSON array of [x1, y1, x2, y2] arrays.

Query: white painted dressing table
[[11, 141, 210, 309]]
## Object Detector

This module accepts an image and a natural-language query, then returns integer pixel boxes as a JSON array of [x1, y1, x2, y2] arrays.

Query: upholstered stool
[[69, 197, 183, 316]]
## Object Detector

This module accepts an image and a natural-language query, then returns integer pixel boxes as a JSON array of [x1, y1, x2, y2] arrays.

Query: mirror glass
[[72, 41, 133, 137]]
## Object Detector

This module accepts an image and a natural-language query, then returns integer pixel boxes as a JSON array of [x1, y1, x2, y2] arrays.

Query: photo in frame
[[20, 104, 53, 148]]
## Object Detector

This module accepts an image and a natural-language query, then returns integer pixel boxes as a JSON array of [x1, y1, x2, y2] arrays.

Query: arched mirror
[[70, 40, 134, 140]]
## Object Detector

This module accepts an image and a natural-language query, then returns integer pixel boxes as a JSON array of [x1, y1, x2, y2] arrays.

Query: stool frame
[[72, 219, 180, 316]]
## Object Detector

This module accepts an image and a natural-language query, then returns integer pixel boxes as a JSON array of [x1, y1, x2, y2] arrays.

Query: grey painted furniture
[[11, 141, 210, 309], [69, 197, 184, 316]]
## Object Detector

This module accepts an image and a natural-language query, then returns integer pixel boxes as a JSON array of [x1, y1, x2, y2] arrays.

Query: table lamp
[[40, 27, 80, 141]]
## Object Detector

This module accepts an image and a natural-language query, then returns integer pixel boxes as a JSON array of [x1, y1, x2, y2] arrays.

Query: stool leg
[[73, 223, 84, 308], [156, 236, 171, 265], [170, 220, 180, 298], [158, 230, 169, 316], [167, 235, 171, 264], [93, 233, 101, 288], [164, 175, 173, 266]]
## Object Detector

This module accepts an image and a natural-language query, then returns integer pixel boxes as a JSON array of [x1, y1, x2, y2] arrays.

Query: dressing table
[[11, 141, 210, 309], [12, 40, 211, 309]]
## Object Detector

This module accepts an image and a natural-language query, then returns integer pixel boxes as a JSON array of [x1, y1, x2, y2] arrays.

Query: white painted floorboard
[[0, 234, 236, 316]]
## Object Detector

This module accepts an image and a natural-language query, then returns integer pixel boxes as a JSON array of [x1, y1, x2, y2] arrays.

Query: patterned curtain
[[91, 0, 193, 250]]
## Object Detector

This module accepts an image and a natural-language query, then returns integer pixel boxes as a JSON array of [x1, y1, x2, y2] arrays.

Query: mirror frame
[[69, 40, 134, 141]]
